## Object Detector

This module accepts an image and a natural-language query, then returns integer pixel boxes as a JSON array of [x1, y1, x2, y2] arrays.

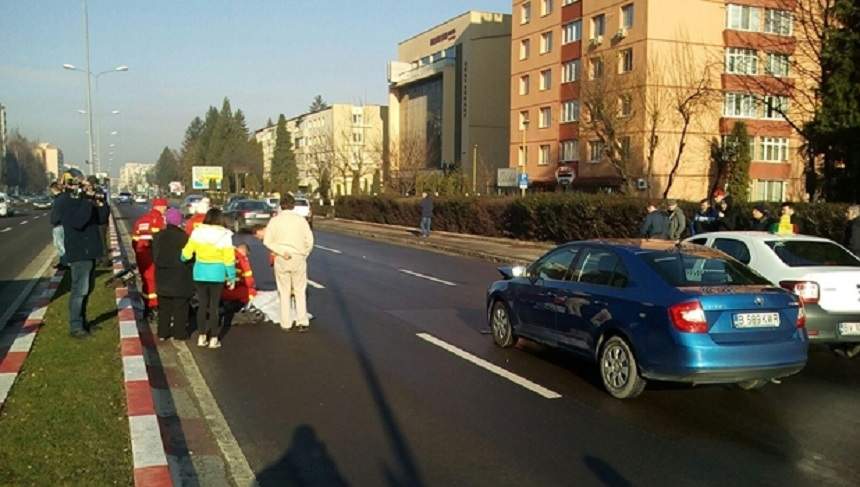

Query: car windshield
[[236, 201, 269, 211], [765, 240, 860, 267], [641, 250, 771, 287]]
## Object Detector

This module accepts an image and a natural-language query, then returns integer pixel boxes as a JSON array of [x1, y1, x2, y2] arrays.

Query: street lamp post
[[520, 120, 529, 197]]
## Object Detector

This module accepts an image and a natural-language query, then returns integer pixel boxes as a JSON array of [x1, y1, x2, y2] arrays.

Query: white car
[[291, 197, 313, 228], [134, 194, 148, 204], [0, 193, 9, 217], [685, 231, 860, 358]]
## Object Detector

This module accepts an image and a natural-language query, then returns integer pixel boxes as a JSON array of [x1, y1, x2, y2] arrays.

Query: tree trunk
[[662, 119, 691, 199]]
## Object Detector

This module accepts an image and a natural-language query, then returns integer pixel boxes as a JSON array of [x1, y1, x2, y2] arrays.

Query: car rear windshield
[[236, 201, 269, 211], [294, 199, 309, 206], [765, 240, 860, 267], [641, 251, 771, 287]]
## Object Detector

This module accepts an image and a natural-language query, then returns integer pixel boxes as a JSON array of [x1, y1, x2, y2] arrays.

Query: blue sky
[[1, 0, 510, 176]]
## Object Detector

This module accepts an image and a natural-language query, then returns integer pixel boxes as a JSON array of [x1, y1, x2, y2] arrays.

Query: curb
[[109, 214, 173, 487], [0, 269, 64, 411]]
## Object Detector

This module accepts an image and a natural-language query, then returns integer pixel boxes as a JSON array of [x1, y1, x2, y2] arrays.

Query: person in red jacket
[[133, 198, 168, 318], [222, 243, 257, 313]]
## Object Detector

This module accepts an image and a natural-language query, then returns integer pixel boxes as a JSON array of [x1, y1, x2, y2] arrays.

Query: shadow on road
[[584, 455, 631, 487], [256, 424, 348, 487]]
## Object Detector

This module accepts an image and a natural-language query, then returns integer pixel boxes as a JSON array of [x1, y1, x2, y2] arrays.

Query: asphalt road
[[118, 204, 860, 487], [0, 206, 53, 318]]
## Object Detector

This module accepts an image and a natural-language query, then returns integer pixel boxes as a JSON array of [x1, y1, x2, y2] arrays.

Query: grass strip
[[0, 268, 133, 485]]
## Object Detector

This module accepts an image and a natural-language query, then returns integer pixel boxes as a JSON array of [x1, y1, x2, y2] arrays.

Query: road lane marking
[[308, 280, 325, 289], [314, 245, 342, 254], [399, 269, 456, 287], [1, 228, 10, 233], [19, 220, 28, 225], [33, 215, 41, 220], [416, 333, 562, 399]]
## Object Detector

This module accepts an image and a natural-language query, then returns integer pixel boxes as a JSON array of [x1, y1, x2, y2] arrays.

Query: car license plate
[[733, 312, 780, 328], [254, 213, 270, 218], [839, 322, 860, 336]]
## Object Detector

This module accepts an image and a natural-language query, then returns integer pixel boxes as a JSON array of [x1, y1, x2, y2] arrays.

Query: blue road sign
[[518, 173, 529, 189]]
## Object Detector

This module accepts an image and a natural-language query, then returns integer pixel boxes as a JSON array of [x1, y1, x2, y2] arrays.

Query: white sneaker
[[208, 337, 221, 349], [197, 335, 208, 347]]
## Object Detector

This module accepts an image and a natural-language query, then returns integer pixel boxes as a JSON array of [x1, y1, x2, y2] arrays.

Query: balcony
[[388, 57, 455, 87]]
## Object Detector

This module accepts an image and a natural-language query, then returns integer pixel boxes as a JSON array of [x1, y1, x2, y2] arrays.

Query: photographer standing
[[51, 172, 110, 338]]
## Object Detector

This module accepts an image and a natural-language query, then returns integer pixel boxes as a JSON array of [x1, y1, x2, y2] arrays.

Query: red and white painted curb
[[110, 215, 173, 487], [0, 270, 64, 410]]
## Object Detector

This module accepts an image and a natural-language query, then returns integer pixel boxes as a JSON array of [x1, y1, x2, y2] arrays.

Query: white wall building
[[35, 143, 64, 182], [119, 162, 154, 193]]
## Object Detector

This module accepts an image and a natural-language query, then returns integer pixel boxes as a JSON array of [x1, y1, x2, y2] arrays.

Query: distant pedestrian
[[845, 205, 860, 257], [419, 192, 433, 238], [640, 202, 669, 240], [264, 194, 314, 332], [690, 199, 716, 235], [777, 202, 804, 234], [182, 208, 236, 349], [750, 204, 774, 232], [152, 208, 193, 341], [49, 182, 67, 270], [715, 195, 740, 231], [666, 200, 687, 241]]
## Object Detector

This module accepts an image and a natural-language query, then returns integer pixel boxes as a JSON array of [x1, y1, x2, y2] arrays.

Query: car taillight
[[242, 211, 252, 217], [669, 300, 709, 333], [796, 304, 806, 329], [779, 281, 820, 304]]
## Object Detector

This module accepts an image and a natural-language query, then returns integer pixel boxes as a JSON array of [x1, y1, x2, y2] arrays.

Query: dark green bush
[[334, 195, 851, 244]]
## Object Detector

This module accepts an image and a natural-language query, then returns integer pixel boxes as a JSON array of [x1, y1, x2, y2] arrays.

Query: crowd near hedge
[[334, 194, 852, 244]]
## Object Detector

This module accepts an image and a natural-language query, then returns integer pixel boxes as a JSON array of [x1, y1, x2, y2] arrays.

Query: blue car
[[487, 239, 809, 399]]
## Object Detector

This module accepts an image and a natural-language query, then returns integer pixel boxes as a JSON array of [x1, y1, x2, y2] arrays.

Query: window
[[352, 130, 364, 143], [540, 69, 552, 90], [562, 0, 578, 5], [753, 180, 785, 202], [763, 95, 788, 120], [562, 59, 580, 83], [539, 144, 551, 165], [539, 107, 552, 128], [589, 140, 605, 162], [726, 47, 758, 75], [764, 9, 792, 35], [540, 31, 553, 53], [766, 53, 790, 77], [561, 140, 579, 162], [760, 137, 789, 162], [573, 249, 629, 287], [621, 4, 634, 30], [592, 14, 606, 39], [590, 57, 604, 79], [531, 247, 580, 281], [642, 250, 770, 287], [563, 20, 582, 44], [724, 92, 757, 118], [520, 39, 531, 60], [619, 48, 633, 73], [619, 94, 632, 117], [352, 113, 363, 124], [765, 240, 860, 268], [561, 100, 580, 122], [727, 4, 761, 31], [521, 2, 532, 24], [541, 0, 553, 16], [519, 110, 530, 130], [713, 238, 752, 264], [518, 145, 529, 166], [620, 136, 632, 161], [519, 75, 530, 95]]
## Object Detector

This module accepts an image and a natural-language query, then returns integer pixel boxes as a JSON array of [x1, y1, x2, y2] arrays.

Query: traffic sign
[[518, 173, 529, 189]]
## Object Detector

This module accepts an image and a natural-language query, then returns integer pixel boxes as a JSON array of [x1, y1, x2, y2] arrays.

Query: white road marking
[[33, 215, 41, 220], [1, 227, 10, 233], [416, 333, 562, 399], [19, 220, 28, 225], [399, 269, 457, 287], [314, 245, 342, 254], [308, 280, 326, 289]]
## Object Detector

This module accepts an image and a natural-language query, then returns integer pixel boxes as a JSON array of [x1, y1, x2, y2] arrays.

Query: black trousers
[[195, 282, 223, 337], [158, 296, 189, 339]]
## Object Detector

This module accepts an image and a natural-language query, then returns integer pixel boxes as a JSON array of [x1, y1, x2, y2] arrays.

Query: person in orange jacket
[[133, 197, 168, 318], [185, 197, 210, 235]]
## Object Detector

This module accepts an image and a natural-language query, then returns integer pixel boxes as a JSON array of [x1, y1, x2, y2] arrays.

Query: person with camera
[[50, 171, 110, 338]]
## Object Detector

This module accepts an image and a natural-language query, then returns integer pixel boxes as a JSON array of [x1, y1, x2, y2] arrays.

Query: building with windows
[[35, 143, 64, 182], [255, 104, 388, 197], [119, 162, 154, 193], [510, 0, 808, 201], [388, 11, 511, 192]]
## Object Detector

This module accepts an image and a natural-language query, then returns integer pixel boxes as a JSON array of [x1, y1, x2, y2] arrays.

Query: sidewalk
[[314, 218, 553, 265]]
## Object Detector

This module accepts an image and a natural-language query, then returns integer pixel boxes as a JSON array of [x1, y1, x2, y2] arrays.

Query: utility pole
[[520, 120, 528, 197], [472, 144, 478, 195], [82, 0, 95, 173]]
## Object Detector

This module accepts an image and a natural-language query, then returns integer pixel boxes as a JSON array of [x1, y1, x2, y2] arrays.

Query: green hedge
[[334, 195, 851, 244]]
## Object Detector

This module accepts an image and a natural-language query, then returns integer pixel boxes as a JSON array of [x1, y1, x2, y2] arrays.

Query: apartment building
[[35, 143, 64, 182], [119, 162, 154, 193], [510, 0, 807, 201], [388, 11, 511, 191], [255, 104, 388, 196]]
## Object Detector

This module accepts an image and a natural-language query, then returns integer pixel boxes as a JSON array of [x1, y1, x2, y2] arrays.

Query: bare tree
[[385, 131, 431, 195]]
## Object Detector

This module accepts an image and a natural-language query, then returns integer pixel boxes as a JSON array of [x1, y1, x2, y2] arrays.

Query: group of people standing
[[133, 194, 314, 349]]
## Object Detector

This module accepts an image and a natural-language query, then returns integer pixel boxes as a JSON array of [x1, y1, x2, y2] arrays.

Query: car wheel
[[737, 379, 768, 390], [490, 300, 517, 348], [831, 343, 860, 359], [599, 336, 646, 399]]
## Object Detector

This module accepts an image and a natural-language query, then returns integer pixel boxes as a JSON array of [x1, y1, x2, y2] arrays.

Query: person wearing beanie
[[152, 208, 194, 340], [185, 197, 210, 235], [132, 197, 169, 321]]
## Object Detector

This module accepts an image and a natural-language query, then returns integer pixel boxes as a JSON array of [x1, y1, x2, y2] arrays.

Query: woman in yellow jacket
[[182, 208, 236, 349]]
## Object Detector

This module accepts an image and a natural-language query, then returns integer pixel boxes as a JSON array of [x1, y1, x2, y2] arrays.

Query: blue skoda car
[[487, 240, 809, 399]]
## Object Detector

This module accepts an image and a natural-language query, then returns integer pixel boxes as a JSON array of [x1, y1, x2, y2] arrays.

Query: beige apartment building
[[255, 104, 388, 196], [35, 143, 64, 182], [510, 0, 808, 201], [388, 11, 511, 192], [119, 162, 154, 193]]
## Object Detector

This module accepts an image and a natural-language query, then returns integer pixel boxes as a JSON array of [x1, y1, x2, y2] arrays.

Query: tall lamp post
[[520, 119, 529, 197]]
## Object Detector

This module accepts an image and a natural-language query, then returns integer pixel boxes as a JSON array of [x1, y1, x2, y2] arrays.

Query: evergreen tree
[[309, 95, 329, 113], [270, 114, 298, 194], [198, 106, 220, 163], [351, 173, 362, 195], [206, 98, 233, 167], [154, 146, 180, 190], [725, 122, 752, 202], [318, 168, 332, 202], [371, 169, 382, 195], [266, 117, 275, 128]]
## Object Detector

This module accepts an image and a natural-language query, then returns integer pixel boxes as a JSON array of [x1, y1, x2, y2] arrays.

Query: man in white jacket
[[263, 194, 314, 331]]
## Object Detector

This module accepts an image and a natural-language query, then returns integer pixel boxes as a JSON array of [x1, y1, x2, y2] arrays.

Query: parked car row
[[0, 192, 56, 216], [488, 232, 860, 400]]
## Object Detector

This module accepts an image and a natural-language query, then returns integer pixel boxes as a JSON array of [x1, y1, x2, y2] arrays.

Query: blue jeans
[[420, 217, 432, 237], [52, 225, 66, 263], [69, 260, 95, 333]]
